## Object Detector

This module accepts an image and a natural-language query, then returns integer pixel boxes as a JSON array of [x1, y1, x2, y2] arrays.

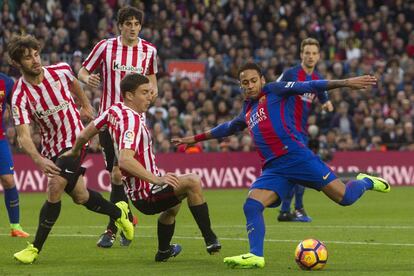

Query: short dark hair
[[7, 35, 41, 63], [121, 73, 149, 98], [237, 63, 263, 79], [300, 38, 320, 52], [117, 6, 144, 25]]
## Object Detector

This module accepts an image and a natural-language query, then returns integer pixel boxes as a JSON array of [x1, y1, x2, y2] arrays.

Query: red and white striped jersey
[[94, 102, 160, 201], [12, 63, 84, 158], [82, 36, 158, 115]]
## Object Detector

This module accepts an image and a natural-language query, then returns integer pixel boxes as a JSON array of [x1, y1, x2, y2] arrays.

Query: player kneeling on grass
[[173, 62, 390, 269], [64, 73, 220, 261], [8, 35, 134, 264]]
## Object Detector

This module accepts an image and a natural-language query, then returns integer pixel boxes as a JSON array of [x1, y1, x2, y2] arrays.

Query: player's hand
[[322, 100, 334, 112], [87, 73, 101, 88], [156, 173, 179, 188], [345, 75, 377, 89], [80, 104, 95, 121], [36, 157, 61, 177], [171, 136, 195, 146]]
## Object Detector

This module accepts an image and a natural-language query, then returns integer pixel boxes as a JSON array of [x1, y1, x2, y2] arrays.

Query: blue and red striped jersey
[[211, 80, 328, 166], [0, 73, 14, 140], [278, 65, 328, 141]]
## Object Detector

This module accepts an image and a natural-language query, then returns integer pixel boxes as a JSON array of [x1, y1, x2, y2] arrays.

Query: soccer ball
[[295, 238, 328, 270]]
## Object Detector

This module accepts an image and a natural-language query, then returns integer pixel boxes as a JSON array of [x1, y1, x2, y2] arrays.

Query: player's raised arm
[[15, 124, 60, 176], [264, 75, 377, 97], [172, 111, 247, 146]]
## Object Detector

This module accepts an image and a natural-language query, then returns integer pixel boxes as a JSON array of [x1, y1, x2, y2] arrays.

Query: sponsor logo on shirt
[[112, 61, 144, 73], [248, 107, 267, 129], [34, 101, 70, 119]]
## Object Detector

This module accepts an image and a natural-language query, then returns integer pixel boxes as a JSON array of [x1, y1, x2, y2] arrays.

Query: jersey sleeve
[[93, 108, 110, 131], [82, 39, 107, 73], [118, 112, 142, 153], [11, 82, 31, 125], [211, 110, 247, 138], [263, 80, 328, 97], [54, 62, 76, 82], [315, 73, 329, 104], [147, 47, 158, 75]]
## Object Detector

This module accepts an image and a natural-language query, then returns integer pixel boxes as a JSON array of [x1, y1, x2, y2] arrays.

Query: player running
[[0, 72, 29, 238], [78, 5, 158, 248], [173, 63, 390, 269], [8, 35, 134, 264]]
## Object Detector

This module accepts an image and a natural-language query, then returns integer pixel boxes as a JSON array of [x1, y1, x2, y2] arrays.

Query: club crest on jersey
[[112, 61, 143, 73], [0, 90, 5, 99], [123, 130, 135, 143]]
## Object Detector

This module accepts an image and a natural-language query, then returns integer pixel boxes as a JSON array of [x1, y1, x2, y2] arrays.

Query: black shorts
[[131, 185, 181, 215], [52, 148, 87, 194], [99, 129, 118, 172]]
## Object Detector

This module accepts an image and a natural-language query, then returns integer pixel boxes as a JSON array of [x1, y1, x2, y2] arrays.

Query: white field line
[[1, 233, 414, 247], [1, 224, 414, 230]]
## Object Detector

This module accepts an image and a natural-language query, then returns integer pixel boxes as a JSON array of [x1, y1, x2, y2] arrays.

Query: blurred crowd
[[1, 0, 414, 155]]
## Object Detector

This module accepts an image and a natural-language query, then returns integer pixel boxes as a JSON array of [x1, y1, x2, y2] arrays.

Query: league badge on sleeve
[[123, 130, 135, 144]]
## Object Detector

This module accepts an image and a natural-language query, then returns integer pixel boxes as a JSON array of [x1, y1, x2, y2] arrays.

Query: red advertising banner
[[166, 60, 206, 88], [2, 152, 413, 193]]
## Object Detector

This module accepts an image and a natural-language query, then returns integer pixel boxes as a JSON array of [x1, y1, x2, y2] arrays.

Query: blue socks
[[243, 198, 265, 256], [4, 186, 20, 224], [294, 185, 305, 210], [339, 179, 373, 206]]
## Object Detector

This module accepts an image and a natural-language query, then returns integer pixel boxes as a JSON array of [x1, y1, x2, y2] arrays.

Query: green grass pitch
[[1, 188, 413, 275]]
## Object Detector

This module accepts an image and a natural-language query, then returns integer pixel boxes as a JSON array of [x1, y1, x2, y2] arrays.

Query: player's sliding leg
[[277, 186, 295, 222], [1, 174, 29, 238], [175, 174, 221, 254], [224, 189, 276, 269], [155, 205, 182, 262], [293, 185, 312, 222]]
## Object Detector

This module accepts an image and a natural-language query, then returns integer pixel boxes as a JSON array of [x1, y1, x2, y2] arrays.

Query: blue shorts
[[0, 139, 14, 175], [251, 149, 337, 207]]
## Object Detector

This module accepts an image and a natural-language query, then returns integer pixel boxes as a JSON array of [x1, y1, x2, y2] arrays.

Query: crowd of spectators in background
[[1, 0, 414, 155]]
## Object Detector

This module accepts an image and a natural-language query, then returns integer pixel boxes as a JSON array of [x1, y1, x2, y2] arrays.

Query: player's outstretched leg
[[277, 186, 295, 222], [293, 185, 312, 222], [323, 173, 390, 206]]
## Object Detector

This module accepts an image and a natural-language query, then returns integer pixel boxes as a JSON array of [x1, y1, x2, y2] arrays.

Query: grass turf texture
[[0, 188, 413, 275]]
